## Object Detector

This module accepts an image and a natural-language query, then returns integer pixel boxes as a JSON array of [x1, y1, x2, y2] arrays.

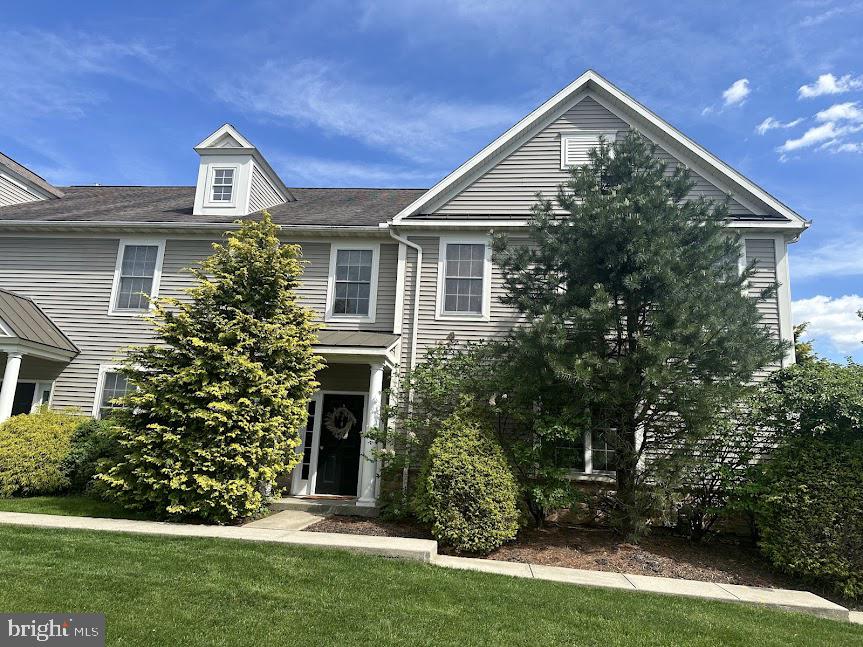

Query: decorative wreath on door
[[324, 405, 357, 440]]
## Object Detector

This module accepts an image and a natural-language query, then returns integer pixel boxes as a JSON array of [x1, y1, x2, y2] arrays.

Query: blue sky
[[1, 1, 861, 360]]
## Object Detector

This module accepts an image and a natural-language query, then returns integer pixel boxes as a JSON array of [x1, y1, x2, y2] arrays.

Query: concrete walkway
[[0, 511, 851, 622], [433, 555, 850, 621], [243, 509, 323, 531], [0, 511, 436, 562]]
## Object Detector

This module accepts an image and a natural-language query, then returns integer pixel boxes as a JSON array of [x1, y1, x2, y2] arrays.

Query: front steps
[[270, 496, 379, 518]]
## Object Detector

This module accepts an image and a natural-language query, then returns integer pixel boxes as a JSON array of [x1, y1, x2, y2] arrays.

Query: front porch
[[288, 330, 399, 508], [0, 288, 78, 422]]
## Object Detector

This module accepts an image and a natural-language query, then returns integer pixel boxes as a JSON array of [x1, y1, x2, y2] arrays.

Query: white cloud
[[792, 295, 863, 355], [722, 78, 750, 106], [815, 101, 863, 123], [0, 29, 165, 124], [269, 153, 442, 187], [216, 59, 520, 164], [755, 116, 803, 135], [778, 122, 851, 152], [778, 101, 863, 155], [792, 232, 863, 279], [798, 73, 863, 98]]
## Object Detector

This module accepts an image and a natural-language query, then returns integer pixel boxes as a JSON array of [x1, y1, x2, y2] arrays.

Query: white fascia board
[[391, 70, 808, 230], [195, 124, 255, 149]]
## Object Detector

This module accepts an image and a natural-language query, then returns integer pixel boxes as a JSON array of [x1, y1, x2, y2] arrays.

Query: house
[[0, 70, 808, 507]]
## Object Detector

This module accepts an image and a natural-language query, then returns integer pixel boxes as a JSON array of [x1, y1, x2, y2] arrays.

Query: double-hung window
[[437, 238, 489, 319], [326, 243, 379, 322], [109, 240, 165, 315], [95, 368, 131, 419], [211, 168, 235, 202], [554, 428, 617, 477]]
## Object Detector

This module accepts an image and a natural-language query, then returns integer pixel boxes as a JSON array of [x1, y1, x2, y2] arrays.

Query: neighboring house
[[0, 71, 808, 506]]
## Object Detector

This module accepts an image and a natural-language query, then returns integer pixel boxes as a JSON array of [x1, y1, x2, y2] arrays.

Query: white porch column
[[357, 362, 385, 507], [0, 352, 23, 423]]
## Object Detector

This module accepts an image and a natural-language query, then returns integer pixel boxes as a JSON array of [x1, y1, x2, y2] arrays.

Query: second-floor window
[[109, 239, 165, 315], [334, 249, 372, 315], [326, 243, 379, 323], [211, 168, 235, 202], [437, 237, 490, 320]]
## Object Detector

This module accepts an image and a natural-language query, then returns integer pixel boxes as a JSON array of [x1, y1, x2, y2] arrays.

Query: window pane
[[443, 244, 485, 313], [115, 245, 158, 311], [333, 249, 373, 316], [99, 371, 131, 418]]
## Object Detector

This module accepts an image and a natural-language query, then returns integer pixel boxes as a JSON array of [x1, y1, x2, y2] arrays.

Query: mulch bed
[[306, 516, 788, 588], [307, 515, 862, 610]]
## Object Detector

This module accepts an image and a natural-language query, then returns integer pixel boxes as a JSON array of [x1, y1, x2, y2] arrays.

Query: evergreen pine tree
[[493, 132, 785, 540], [99, 212, 323, 522]]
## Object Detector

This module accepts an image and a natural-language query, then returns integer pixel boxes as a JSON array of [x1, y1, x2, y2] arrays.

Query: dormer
[[193, 124, 294, 217]]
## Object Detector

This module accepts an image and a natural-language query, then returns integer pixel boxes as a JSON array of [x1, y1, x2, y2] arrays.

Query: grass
[[0, 495, 153, 520], [0, 526, 860, 646]]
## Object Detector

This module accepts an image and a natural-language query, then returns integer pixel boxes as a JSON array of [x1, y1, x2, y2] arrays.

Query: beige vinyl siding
[[399, 235, 783, 375], [398, 236, 522, 383], [0, 236, 398, 412], [433, 96, 752, 216], [0, 170, 44, 207], [248, 164, 283, 213], [745, 238, 782, 377]]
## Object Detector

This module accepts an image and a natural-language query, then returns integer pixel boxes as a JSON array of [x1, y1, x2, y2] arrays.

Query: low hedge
[[754, 436, 863, 599], [61, 418, 123, 492], [0, 409, 81, 497], [414, 412, 520, 553]]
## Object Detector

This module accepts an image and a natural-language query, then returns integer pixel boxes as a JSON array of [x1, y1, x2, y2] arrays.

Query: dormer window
[[211, 168, 235, 202]]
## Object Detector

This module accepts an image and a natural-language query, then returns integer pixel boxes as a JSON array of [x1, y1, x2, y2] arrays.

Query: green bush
[[414, 412, 520, 553], [97, 213, 322, 523], [61, 418, 123, 492], [754, 436, 863, 599], [744, 360, 863, 599], [0, 409, 81, 496]]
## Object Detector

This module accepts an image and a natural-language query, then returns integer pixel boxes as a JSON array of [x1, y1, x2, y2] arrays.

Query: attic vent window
[[211, 168, 235, 202], [560, 131, 617, 169]]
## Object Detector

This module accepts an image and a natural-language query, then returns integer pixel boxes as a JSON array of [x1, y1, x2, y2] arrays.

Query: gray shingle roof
[[0, 288, 78, 354], [0, 186, 427, 227], [0, 153, 64, 199]]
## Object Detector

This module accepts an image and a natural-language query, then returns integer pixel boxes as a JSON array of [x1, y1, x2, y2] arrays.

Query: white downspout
[[388, 227, 422, 375], [388, 227, 423, 495]]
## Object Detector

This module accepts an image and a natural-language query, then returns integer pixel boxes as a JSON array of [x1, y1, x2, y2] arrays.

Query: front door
[[314, 393, 365, 496], [11, 383, 35, 416]]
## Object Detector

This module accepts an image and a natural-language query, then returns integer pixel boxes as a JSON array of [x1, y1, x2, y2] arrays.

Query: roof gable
[[0, 152, 64, 201], [392, 70, 807, 228]]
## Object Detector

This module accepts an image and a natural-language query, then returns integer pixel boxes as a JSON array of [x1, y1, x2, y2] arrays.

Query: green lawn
[[0, 495, 153, 520], [0, 526, 859, 646]]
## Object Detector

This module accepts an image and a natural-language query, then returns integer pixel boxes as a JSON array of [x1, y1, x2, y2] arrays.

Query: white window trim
[[435, 235, 492, 322], [107, 238, 166, 317], [0, 317, 12, 337], [325, 242, 380, 325], [565, 429, 617, 482], [92, 364, 127, 419], [560, 130, 619, 170], [203, 164, 240, 208]]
